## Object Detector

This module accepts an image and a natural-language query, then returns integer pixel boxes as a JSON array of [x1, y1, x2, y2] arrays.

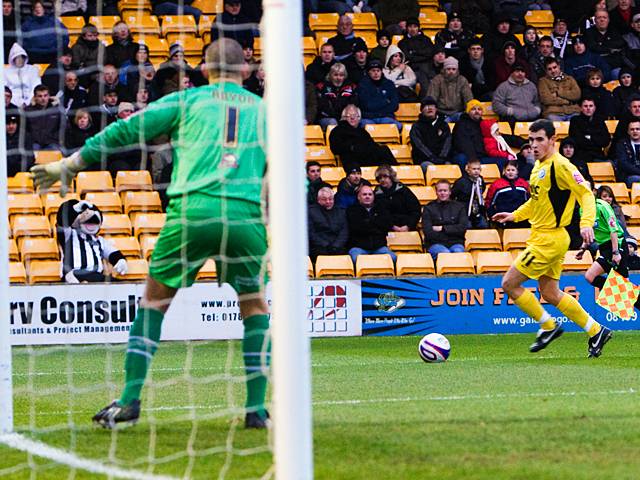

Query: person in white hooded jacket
[[383, 44, 418, 102], [3, 43, 41, 107]]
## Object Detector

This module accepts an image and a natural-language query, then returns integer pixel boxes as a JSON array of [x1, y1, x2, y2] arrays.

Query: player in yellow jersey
[[492, 119, 613, 357]]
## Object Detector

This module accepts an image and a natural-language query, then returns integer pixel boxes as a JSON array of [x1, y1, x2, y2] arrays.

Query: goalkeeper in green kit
[[32, 39, 272, 429]]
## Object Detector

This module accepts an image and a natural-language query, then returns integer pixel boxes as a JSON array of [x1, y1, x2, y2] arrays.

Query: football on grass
[[418, 333, 450, 363]]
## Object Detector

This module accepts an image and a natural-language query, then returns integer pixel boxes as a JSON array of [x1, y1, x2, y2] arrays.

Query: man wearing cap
[[551, 17, 572, 60], [92, 86, 119, 132], [41, 46, 75, 97], [398, 17, 434, 72], [434, 12, 474, 60], [409, 96, 452, 169], [565, 34, 612, 85], [452, 99, 505, 169], [623, 13, 640, 67], [426, 55, 472, 122], [210, 0, 253, 47], [459, 39, 493, 100], [538, 57, 581, 121], [306, 43, 336, 86], [584, 9, 627, 79], [356, 59, 402, 129], [609, 0, 640, 35], [328, 14, 366, 62], [492, 63, 541, 123], [494, 40, 531, 88], [335, 166, 372, 209], [308, 186, 349, 262], [344, 39, 369, 84], [6, 113, 35, 177]]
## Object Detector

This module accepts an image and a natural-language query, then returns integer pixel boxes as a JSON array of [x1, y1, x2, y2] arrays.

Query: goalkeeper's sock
[[514, 289, 555, 330], [120, 307, 164, 406], [242, 314, 270, 418], [556, 293, 601, 337]]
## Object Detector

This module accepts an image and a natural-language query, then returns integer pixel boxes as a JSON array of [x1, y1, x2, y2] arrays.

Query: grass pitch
[[1, 332, 639, 479]]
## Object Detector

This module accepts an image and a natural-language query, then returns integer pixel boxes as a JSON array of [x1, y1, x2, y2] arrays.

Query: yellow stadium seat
[[305, 145, 336, 166], [199, 14, 216, 41], [123, 191, 162, 215], [402, 123, 412, 145], [115, 170, 153, 194], [119, 0, 152, 15], [34, 150, 63, 165], [161, 15, 197, 36], [137, 36, 169, 58], [84, 191, 123, 214], [124, 14, 161, 36], [419, 10, 446, 32], [315, 255, 354, 277], [418, 0, 439, 9], [552, 121, 569, 139], [302, 36, 317, 56], [345, 12, 378, 30], [19, 237, 59, 262], [191, 0, 223, 14], [320, 166, 344, 187], [498, 122, 512, 135], [9, 238, 19, 262], [10, 261, 27, 284], [76, 171, 115, 196], [587, 162, 616, 183], [59, 15, 85, 35], [27, 260, 61, 283], [604, 80, 620, 92], [465, 229, 502, 251], [479, 102, 498, 120], [605, 119, 618, 134], [140, 234, 158, 260], [12, 215, 50, 239], [308, 13, 340, 33], [502, 228, 530, 251], [524, 10, 554, 29], [133, 213, 166, 238], [475, 251, 513, 274], [608, 182, 630, 203], [435, 252, 475, 275], [101, 214, 133, 236], [359, 31, 378, 50], [627, 226, 640, 240], [395, 103, 420, 123], [113, 258, 148, 281], [395, 253, 434, 276], [622, 204, 640, 225], [361, 166, 377, 183], [167, 33, 204, 52], [305, 125, 325, 145], [425, 164, 461, 186], [355, 254, 395, 277], [386, 231, 423, 253], [632, 183, 640, 204], [481, 164, 501, 184], [388, 144, 413, 164], [42, 193, 80, 222], [514, 122, 532, 138], [306, 256, 314, 278], [196, 258, 218, 280], [8, 172, 34, 193], [395, 165, 425, 186], [106, 236, 141, 258], [563, 250, 593, 271], [364, 123, 400, 144], [8, 193, 43, 217], [88, 15, 122, 35], [409, 185, 436, 205]]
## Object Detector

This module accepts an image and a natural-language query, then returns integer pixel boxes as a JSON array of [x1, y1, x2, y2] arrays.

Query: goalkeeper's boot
[[245, 409, 270, 429], [529, 323, 564, 352], [588, 327, 613, 358], [92, 400, 141, 429]]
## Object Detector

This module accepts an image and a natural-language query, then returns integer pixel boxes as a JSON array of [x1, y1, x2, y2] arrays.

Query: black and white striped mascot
[[56, 199, 128, 283]]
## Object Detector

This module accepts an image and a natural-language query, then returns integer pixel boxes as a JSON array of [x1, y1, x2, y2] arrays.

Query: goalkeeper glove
[[30, 151, 87, 197], [113, 259, 128, 276]]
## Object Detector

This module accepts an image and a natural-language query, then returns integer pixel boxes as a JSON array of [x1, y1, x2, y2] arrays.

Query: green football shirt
[[81, 81, 267, 206], [593, 198, 624, 246]]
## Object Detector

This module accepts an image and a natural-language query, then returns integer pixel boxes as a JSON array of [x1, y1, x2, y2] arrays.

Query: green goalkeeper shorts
[[149, 194, 268, 295]]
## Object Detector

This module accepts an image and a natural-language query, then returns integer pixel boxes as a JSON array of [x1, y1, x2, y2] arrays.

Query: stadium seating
[[320, 166, 343, 186], [133, 213, 166, 238], [27, 260, 61, 284], [84, 191, 123, 214], [402, 124, 412, 145], [604, 80, 620, 92], [199, 14, 216, 42], [191, 0, 224, 14], [475, 251, 513, 274], [607, 183, 630, 203], [43, 193, 80, 222], [8, 193, 43, 218], [479, 102, 498, 120], [160, 15, 198, 37], [425, 164, 461, 185], [9, 239, 19, 262], [355, 254, 395, 277], [59, 15, 85, 34], [480, 164, 501, 184], [622, 204, 640, 225], [395, 253, 435, 276], [140, 234, 158, 260], [514, 122, 532, 138], [315, 255, 354, 277], [308, 13, 340, 33], [605, 119, 618, 134], [524, 10, 555, 30], [107, 236, 142, 258], [123, 191, 163, 215], [361, 166, 377, 182], [587, 162, 616, 183], [435, 252, 475, 275], [627, 226, 640, 239], [364, 124, 400, 144], [125, 14, 161, 36], [409, 185, 436, 205], [395, 165, 425, 185], [419, 10, 446, 34], [305, 125, 325, 145], [197, 258, 218, 280], [9, 261, 27, 284], [345, 12, 378, 32], [502, 228, 530, 251], [395, 103, 420, 123], [12, 215, 50, 239], [8, 173, 34, 193], [306, 256, 314, 278], [34, 150, 63, 165], [89, 15, 122, 35], [632, 183, 640, 204], [137, 36, 169, 60], [305, 146, 336, 166], [119, 0, 153, 15], [19, 237, 59, 262], [302, 36, 317, 56], [498, 122, 512, 135], [115, 170, 153, 194], [101, 214, 133, 236], [562, 250, 593, 271], [386, 231, 423, 252], [76, 171, 115, 195], [113, 258, 149, 280], [552, 121, 569, 139], [465, 229, 502, 251], [388, 145, 412, 164]]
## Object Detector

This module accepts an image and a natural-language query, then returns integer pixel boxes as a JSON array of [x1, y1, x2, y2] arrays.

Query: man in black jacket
[[6, 113, 34, 177], [24, 84, 66, 150], [422, 180, 470, 260], [210, 0, 253, 46], [584, 9, 628, 77], [328, 14, 365, 62], [398, 17, 433, 72], [614, 120, 640, 187], [373, 165, 421, 232], [307, 161, 331, 205], [459, 39, 493, 101], [452, 99, 504, 169], [346, 185, 395, 263], [308, 187, 349, 261], [410, 96, 451, 169], [568, 96, 611, 164], [305, 43, 336, 85]]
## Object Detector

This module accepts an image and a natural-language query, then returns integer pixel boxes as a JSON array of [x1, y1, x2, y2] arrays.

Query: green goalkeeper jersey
[[81, 81, 266, 205], [592, 198, 624, 246]]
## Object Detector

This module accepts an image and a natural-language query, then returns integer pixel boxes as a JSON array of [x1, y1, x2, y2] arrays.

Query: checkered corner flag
[[596, 269, 640, 320]]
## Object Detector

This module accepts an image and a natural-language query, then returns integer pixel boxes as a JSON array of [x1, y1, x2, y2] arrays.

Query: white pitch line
[[0, 433, 178, 480]]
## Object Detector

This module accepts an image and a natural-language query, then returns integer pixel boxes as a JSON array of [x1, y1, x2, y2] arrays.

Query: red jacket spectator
[[479, 120, 517, 160]]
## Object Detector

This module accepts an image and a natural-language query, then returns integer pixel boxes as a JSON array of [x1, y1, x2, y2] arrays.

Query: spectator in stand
[[416, 47, 446, 96], [24, 84, 66, 150], [584, 9, 627, 80], [614, 120, 640, 187], [5, 86, 19, 113], [58, 0, 87, 17], [538, 57, 582, 121], [485, 161, 530, 228], [344, 38, 369, 84], [306, 161, 331, 205], [427, 56, 473, 122], [21, 1, 69, 65], [41, 46, 74, 96], [3, 43, 41, 107], [529, 35, 557, 82], [383, 44, 418, 102], [105, 21, 140, 69], [373, 165, 422, 232], [410, 96, 452, 170], [122, 45, 155, 93], [243, 61, 265, 96], [448, 0, 492, 35], [551, 17, 572, 60], [481, 15, 520, 62], [335, 165, 372, 208], [627, 236, 640, 270], [210, 0, 252, 46], [613, 94, 640, 145], [452, 99, 504, 168], [515, 142, 534, 180], [329, 104, 397, 172], [92, 87, 119, 131], [623, 13, 640, 68], [64, 108, 96, 154], [581, 68, 615, 118], [316, 62, 357, 129], [422, 179, 470, 259], [306, 43, 336, 85], [398, 17, 434, 76], [560, 137, 594, 186], [308, 187, 349, 261], [373, 0, 420, 36], [552, 0, 594, 35], [609, 0, 639, 35], [105, 102, 147, 175], [328, 15, 364, 62], [479, 119, 517, 169], [565, 34, 612, 86], [154, 43, 193, 97], [369, 29, 391, 64], [346, 184, 396, 263], [568, 96, 611, 164], [492, 63, 541, 123], [435, 12, 474, 61], [135, 86, 150, 111], [519, 25, 539, 66], [356, 59, 401, 129], [3, 0, 18, 64], [88, 64, 133, 106], [452, 158, 488, 228], [494, 41, 531, 89], [613, 68, 637, 118], [60, 71, 88, 115], [459, 40, 493, 101], [6, 113, 34, 177], [152, 0, 202, 23], [305, 80, 317, 125]]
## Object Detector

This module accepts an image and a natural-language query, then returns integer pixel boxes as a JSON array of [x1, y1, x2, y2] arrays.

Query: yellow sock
[[514, 290, 555, 329], [556, 294, 602, 337]]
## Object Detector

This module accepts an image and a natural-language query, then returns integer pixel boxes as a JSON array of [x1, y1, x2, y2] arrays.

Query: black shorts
[[596, 240, 629, 278]]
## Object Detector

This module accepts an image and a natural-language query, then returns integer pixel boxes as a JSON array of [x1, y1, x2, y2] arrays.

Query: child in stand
[[452, 158, 487, 228], [370, 29, 391, 64]]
